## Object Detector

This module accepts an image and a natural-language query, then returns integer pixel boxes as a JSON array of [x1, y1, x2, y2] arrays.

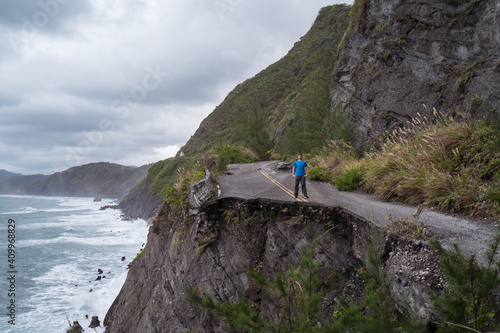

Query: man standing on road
[[293, 153, 309, 199]]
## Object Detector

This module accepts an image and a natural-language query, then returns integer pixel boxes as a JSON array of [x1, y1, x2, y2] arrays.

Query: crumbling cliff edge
[[104, 175, 446, 332]]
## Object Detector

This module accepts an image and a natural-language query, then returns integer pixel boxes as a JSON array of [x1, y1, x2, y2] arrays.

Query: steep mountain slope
[[179, 4, 351, 157], [0, 162, 150, 200], [332, 0, 500, 150]]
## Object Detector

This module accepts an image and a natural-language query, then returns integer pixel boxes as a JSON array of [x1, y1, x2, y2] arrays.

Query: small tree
[[245, 105, 274, 160], [336, 230, 425, 333], [284, 50, 354, 154], [430, 230, 500, 332]]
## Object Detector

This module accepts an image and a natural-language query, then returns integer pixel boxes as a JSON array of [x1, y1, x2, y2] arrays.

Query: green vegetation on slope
[[181, 4, 351, 158], [361, 116, 500, 217], [430, 234, 500, 332], [310, 111, 500, 219], [282, 50, 354, 154], [148, 145, 254, 205]]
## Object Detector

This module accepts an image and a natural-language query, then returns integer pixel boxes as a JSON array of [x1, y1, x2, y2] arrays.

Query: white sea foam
[[0, 206, 39, 214], [0, 195, 148, 333]]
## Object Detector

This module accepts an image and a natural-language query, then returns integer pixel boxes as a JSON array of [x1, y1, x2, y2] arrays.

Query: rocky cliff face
[[104, 187, 444, 332], [104, 198, 362, 332], [333, 0, 500, 149], [117, 176, 163, 220]]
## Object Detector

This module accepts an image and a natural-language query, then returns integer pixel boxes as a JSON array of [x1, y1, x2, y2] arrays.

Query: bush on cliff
[[308, 166, 331, 182], [308, 140, 359, 181], [212, 145, 254, 174], [333, 166, 365, 191], [430, 231, 500, 332]]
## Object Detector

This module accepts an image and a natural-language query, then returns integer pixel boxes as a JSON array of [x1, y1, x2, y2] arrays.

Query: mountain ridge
[[0, 162, 151, 200], [0, 169, 22, 183]]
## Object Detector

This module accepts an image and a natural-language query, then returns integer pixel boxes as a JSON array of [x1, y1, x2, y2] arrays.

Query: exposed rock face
[[104, 196, 447, 332], [105, 199, 367, 332], [117, 176, 162, 221], [333, 0, 500, 149], [188, 169, 216, 216]]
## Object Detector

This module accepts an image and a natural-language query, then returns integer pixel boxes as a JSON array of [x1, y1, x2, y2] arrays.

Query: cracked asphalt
[[217, 161, 500, 261]]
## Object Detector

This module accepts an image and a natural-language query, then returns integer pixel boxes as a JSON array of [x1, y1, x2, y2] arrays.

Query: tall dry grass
[[308, 140, 360, 181], [357, 111, 500, 217]]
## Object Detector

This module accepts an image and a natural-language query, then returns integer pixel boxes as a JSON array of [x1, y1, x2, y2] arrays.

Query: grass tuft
[[329, 109, 500, 218]]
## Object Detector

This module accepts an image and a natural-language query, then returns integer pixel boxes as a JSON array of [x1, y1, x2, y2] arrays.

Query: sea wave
[[0, 206, 38, 214], [19, 233, 146, 248], [0, 195, 147, 333]]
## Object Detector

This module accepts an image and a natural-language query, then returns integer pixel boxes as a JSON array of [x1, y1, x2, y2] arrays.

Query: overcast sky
[[0, 0, 351, 175]]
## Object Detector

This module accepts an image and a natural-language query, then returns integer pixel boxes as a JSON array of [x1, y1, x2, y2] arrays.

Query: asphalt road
[[217, 161, 500, 260]]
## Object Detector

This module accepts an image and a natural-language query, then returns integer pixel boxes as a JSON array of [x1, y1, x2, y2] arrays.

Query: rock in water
[[67, 321, 84, 332], [93, 197, 102, 202], [89, 315, 101, 328]]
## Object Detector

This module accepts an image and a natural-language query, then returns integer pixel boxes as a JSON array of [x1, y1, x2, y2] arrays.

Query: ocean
[[0, 195, 149, 333]]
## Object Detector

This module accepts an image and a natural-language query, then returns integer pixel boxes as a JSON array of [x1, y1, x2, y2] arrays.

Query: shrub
[[384, 205, 432, 241], [487, 174, 500, 207], [213, 145, 254, 174], [187, 237, 329, 332], [245, 105, 274, 160], [334, 166, 364, 191], [308, 140, 359, 183], [430, 231, 500, 332], [308, 166, 331, 182]]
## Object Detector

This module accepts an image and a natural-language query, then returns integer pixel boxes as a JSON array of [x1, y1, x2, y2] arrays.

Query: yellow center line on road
[[260, 169, 308, 202]]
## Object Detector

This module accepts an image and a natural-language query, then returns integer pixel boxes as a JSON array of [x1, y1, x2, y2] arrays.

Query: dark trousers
[[294, 175, 307, 197]]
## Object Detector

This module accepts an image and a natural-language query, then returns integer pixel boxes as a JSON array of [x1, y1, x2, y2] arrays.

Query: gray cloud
[[0, 0, 92, 31], [0, 0, 352, 175]]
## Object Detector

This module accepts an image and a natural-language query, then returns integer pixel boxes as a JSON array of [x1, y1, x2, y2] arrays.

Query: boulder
[[188, 169, 215, 216], [277, 162, 291, 171], [67, 320, 84, 333], [89, 315, 101, 328]]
